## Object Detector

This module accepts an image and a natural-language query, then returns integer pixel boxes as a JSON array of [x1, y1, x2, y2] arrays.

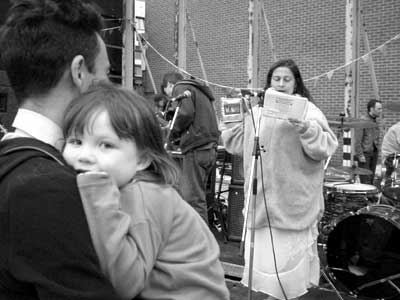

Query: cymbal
[[325, 166, 351, 177], [330, 165, 373, 176], [327, 117, 377, 129], [324, 166, 351, 182]]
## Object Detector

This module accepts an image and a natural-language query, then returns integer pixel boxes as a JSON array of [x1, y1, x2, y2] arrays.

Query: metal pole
[[178, 0, 187, 70], [136, 34, 158, 94], [252, 0, 260, 90], [186, 11, 209, 84], [360, 9, 380, 100], [247, 0, 255, 89], [122, 0, 134, 89], [351, 0, 361, 167], [344, 0, 359, 167], [260, 1, 277, 62], [352, 0, 361, 119]]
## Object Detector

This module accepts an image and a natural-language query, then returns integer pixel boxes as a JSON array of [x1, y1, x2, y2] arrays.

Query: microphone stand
[[163, 100, 182, 150], [240, 98, 264, 300]]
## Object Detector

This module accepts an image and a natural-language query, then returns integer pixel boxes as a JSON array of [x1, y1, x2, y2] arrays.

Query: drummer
[[381, 121, 400, 177], [354, 99, 383, 184]]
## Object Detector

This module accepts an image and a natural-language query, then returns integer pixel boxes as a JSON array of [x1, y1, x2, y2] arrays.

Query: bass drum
[[326, 205, 400, 300]]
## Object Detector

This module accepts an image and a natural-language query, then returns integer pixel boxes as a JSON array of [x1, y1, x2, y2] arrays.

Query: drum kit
[[319, 117, 400, 300]]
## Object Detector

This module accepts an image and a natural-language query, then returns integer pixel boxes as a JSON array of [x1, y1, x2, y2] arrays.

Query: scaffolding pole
[[122, 0, 134, 89]]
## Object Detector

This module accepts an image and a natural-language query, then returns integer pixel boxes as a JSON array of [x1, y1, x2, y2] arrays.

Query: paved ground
[[226, 280, 357, 300], [212, 229, 366, 300], [211, 166, 395, 300]]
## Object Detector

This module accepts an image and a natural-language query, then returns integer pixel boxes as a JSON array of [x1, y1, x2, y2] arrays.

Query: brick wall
[[145, 0, 400, 166], [0, 0, 398, 166]]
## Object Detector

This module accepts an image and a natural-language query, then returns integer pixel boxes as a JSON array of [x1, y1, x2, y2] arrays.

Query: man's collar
[[11, 109, 64, 150], [368, 112, 377, 120]]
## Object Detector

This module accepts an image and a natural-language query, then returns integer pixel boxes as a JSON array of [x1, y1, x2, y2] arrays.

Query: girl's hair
[[62, 81, 180, 186], [264, 59, 313, 103]]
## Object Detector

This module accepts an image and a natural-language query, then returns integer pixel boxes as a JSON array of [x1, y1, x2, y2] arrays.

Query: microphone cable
[[259, 155, 289, 300]]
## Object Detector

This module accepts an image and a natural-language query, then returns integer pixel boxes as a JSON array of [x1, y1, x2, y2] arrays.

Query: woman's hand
[[288, 118, 310, 134]]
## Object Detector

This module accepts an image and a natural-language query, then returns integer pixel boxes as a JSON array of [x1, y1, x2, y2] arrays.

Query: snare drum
[[336, 183, 378, 195], [336, 183, 379, 209], [323, 181, 349, 196], [325, 205, 400, 300]]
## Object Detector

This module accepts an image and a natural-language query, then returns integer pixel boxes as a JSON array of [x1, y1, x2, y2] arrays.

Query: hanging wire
[[305, 32, 400, 82], [103, 18, 400, 95]]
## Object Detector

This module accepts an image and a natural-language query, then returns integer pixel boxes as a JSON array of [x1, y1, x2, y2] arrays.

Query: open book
[[262, 89, 309, 121]]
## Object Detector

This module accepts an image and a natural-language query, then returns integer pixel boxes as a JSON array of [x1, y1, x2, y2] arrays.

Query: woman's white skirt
[[241, 221, 320, 300]]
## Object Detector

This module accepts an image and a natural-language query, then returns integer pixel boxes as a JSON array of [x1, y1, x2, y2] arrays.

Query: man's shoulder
[[391, 122, 400, 130], [0, 137, 73, 188], [0, 137, 65, 163], [175, 80, 215, 101]]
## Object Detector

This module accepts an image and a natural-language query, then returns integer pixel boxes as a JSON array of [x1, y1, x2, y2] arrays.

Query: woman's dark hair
[[62, 81, 180, 186], [265, 59, 313, 102]]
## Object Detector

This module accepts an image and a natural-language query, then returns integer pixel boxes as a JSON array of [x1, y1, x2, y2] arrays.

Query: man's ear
[[70, 55, 85, 89]]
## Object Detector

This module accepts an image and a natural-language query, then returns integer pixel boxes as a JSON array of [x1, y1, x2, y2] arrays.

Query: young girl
[[221, 59, 338, 300], [62, 81, 229, 300]]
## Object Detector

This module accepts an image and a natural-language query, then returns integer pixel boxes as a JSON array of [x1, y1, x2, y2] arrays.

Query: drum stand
[[319, 268, 345, 300], [320, 268, 400, 299], [356, 273, 400, 295], [320, 118, 350, 300], [391, 153, 399, 187]]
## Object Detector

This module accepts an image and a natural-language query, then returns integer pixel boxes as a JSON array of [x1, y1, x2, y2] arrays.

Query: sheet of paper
[[221, 97, 243, 123], [262, 89, 308, 121]]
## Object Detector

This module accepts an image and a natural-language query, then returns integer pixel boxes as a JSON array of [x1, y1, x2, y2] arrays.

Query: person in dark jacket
[[0, 0, 121, 299], [161, 72, 220, 224], [354, 99, 383, 184]]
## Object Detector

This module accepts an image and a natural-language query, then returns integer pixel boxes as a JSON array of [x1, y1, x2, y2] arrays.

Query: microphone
[[240, 88, 264, 97], [171, 90, 191, 102]]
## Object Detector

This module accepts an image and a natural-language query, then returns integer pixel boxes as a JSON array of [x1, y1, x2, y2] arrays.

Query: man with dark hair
[[354, 99, 383, 184], [162, 72, 220, 224], [0, 0, 121, 298]]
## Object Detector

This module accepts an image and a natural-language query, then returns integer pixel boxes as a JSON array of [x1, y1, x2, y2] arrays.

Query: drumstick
[[0, 123, 7, 135], [394, 152, 398, 184], [324, 156, 332, 170]]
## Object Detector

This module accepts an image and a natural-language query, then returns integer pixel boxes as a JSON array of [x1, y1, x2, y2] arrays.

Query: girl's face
[[270, 66, 296, 95], [63, 110, 148, 188]]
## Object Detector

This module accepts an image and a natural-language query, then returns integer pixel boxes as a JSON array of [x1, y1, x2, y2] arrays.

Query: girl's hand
[[288, 118, 310, 134]]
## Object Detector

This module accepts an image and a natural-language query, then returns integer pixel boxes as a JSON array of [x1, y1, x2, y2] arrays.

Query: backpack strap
[[2, 145, 65, 166], [1, 137, 66, 166]]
